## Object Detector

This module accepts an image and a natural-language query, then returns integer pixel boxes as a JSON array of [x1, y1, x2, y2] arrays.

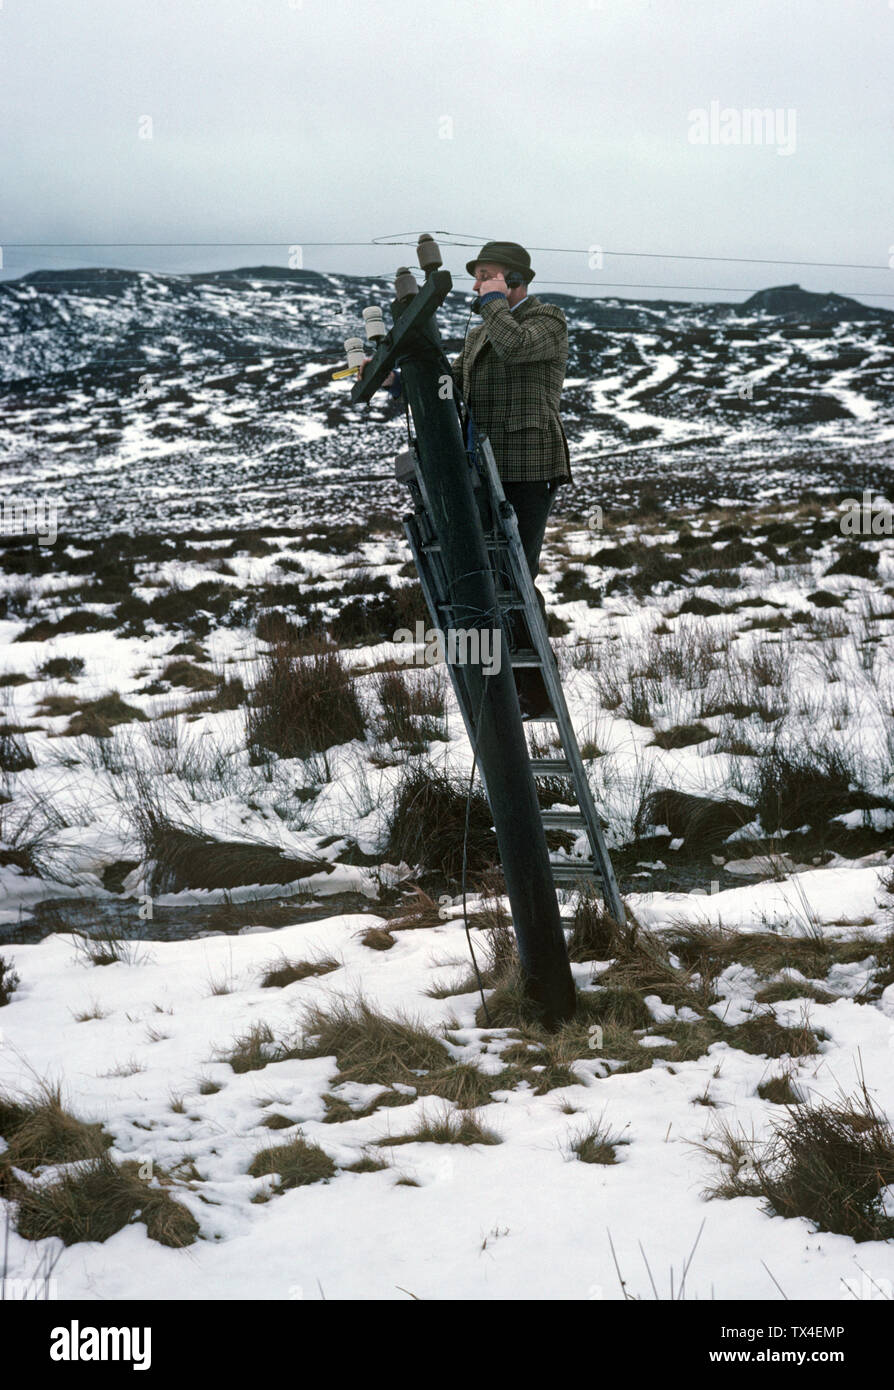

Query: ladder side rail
[[475, 436, 627, 924]]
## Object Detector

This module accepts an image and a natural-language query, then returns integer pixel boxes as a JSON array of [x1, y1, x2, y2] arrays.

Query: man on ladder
[[368, 239, 573, 719], [352, 234, 626, 935]]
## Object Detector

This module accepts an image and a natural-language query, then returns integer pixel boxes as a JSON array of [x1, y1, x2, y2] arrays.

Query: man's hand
[[359, 355, 395, 388], [478, 273, 508, 298]]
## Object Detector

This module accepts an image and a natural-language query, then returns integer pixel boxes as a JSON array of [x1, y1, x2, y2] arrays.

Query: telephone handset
[[471, 269, 526, 312]]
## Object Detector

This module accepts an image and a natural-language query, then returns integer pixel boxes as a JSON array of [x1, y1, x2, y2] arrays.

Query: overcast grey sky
[[1, 0, 892, 304]]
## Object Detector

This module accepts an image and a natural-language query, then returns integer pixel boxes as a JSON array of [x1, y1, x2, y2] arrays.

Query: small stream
[[1, 892, 383, 946], [3, 827, 887, 947]]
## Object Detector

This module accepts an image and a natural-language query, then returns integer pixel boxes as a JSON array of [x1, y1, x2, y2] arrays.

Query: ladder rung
[[539, 811, 586, 828], [510, 650, 541, 667], [550, 861, 601, 882], [529, 757, 573, 775], [423, 541, 500, 554], [541, 810, 586, 829]]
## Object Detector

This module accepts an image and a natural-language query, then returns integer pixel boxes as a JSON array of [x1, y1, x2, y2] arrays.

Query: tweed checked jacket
[[450, 295, 573, 483]]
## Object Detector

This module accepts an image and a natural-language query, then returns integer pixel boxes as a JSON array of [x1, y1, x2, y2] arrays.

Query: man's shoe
[[519, 693, 557, 721]]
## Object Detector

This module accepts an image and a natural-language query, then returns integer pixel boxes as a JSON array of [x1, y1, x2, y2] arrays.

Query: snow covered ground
[[2, 876, 893, 1301], [2, 492, 894, 1300]]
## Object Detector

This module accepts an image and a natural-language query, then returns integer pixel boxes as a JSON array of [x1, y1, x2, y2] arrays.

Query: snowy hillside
[[1, 268, 893, 534]]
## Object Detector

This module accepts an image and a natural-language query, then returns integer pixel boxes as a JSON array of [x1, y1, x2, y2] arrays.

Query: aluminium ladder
[[395, 432, 626, 924]]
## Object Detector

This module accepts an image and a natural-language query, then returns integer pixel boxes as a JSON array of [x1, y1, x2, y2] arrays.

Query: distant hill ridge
[[740, 283, 889, 322], [7, 266, 891, 323]]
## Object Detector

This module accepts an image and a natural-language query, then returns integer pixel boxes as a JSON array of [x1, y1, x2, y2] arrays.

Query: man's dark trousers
[[503, 478, 560, 601]]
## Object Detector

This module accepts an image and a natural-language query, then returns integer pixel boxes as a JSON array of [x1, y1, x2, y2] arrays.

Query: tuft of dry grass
[[293, 996, 452, 1086], [71, 999, 110, 1022], [144, 1023, 170, 1043], [70, 924, 147, 968], [754, 979, 835, 1006], [567, 1113, 631, 1165], [665, 920, 886, 990], [99, 1056, 146, 1078], [321, 1089, 418, 1124], [588, 986, 655, 1030], [478, 985, 655, 1076], [161, 659, 219, 691], [752, 740, 860, 832], [205, 967, 235, 997], [567, 893, 623, 963], [52, 691, 148, 740], [420, 1063, 507, 1109], [384, 886, 445, 931], [0, 1081, 112, 1171], [246, 638, 366, 761], [0, 731, 35, 772], [376, 1106, 501, 1147], [14, 1152, 200, 1247], [700, 1079, 894, 1241], [373, 667, 447, 749], [342, 1154, 391, 1173], [473, 960, 542, 1029], [260, 954, 341, 988], [261, 1112, 296, 1130], [295, 997, 522, 1110], [0, 954, 20, 1006], [384, 761, 498, 880], [358, 927, 396, 951], [758, 1073, 803, 1105], [38, 655, 85, 681], [725, 1009, 825, 1059], [248, 1134, 337, 1189], [217, 1020, 278, 1074], [597, 921, 708, 1012], [636, 788, 754, 848]]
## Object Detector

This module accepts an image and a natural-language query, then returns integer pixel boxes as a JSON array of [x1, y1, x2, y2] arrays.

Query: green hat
[[465, 240, 535, 283]]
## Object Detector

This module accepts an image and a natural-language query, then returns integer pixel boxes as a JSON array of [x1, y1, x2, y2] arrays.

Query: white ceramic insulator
[[363, 306, 386, 340], [344, 336, 365, 368]]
